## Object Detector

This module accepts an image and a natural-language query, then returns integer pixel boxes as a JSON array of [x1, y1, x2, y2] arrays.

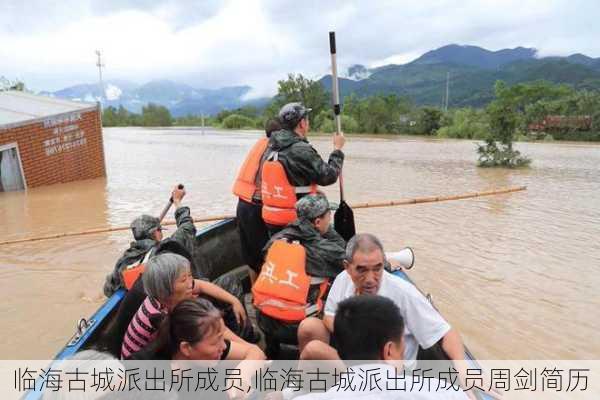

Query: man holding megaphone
[[297, 233, 475, 394]]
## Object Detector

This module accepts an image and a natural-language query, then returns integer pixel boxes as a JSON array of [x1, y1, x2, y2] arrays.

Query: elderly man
[[260, 102, 346, 235], [252, 192, 346, 357], [298, 233, 466, 371]]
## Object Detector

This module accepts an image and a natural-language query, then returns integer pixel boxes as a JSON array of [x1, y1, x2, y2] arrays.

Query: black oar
[[158, 183, 184, 222], [329, 31, 356, 242]]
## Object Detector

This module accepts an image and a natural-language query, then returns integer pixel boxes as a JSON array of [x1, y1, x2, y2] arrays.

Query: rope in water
[[0, 185, 526, 246]]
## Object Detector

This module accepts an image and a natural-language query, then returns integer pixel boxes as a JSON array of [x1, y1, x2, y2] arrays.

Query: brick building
[[0, 91, 106, 191]]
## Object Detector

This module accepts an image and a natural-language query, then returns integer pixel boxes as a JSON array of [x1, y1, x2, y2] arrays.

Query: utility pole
[[95, 50, 106, 102], [444, 71, 450, 112]]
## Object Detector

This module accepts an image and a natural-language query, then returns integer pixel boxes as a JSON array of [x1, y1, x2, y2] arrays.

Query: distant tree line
[[102, 104, 174, 127], [216, 73, 600, 143], [102, 74, 600, 149]]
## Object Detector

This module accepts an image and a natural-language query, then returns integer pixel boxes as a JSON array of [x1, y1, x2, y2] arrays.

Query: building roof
[[0, 91, 97, 129]]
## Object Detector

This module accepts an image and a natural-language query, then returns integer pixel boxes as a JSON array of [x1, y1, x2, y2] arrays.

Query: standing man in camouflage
[[261, 102, 345, 235]]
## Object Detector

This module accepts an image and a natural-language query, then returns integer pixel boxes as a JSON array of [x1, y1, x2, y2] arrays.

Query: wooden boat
[[25, 218, 493, 399]]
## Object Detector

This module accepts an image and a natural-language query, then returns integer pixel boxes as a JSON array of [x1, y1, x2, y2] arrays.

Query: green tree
[[437, 108, 489, 139], [141, 103, 172, 127], [116, 106, 131, 126], [318, 114, 359, 133], [413, 107, 443, 135], [477, 81, 531, 168], [267, 73, 329, 120], [102, 105, 138, 127], [174, 114, 216, 127], [102, 106, 118, 127], [222, 114, 256, 129]]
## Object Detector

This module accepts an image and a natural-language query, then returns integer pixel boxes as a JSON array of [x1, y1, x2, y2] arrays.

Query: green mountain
[[321, 45, 600, 107]]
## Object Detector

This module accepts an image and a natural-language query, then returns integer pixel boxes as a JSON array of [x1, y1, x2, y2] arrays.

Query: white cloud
[[105, 84, 122, 100], [0, 0, 598, 93], [370, 52, 424, 68]]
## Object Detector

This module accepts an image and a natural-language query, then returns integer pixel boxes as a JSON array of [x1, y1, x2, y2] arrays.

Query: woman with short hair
[[121, 253, 255, 360]]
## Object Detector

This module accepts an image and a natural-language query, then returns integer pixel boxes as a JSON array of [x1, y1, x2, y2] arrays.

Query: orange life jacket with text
[[261, 151, 317, 226], [252, 240, 329, 323], [232, 137, 269, 203], [121, 251, 151, 290]]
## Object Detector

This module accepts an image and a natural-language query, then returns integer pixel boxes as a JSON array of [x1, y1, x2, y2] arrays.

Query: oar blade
[[334, 200, 356, 242]]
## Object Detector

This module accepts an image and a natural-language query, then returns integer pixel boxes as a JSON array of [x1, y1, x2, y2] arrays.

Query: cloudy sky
[[1, 0, 598, 96]]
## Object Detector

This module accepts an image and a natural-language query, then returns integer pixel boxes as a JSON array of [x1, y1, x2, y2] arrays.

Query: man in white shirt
[[295, 295, 468, 399], [297, 233, 466, 370]]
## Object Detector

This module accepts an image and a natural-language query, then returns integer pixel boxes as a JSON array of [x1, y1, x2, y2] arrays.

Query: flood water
[[0, 127, 599, 360]]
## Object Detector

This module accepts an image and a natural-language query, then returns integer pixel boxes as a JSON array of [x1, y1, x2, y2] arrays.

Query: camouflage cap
[[130, 214, 163, 240], [296, 193, 334, 220], [278, 102, 312, 128]]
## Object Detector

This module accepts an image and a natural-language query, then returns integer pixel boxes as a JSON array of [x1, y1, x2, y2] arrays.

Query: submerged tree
[[477, 81, 531, 168]]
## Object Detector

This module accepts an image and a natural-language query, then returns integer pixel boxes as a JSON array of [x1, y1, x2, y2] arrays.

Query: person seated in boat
[[260, 102, 345, 236], [130, 297, 265, 400], [121, 253, 255, 359], [252, 192, 346, 356], [133, 297, 265, 362], [233, 119, 281, 274], [297, 233, 466, 370], [103, 185, 195, 297], [294, 295, 468, 400], [105, 185, 252, 354]]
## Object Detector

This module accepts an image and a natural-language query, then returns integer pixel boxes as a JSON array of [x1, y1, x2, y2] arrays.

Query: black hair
[[155, 298, 222, 358], [265, 119, 282, 137], [334, 295, 404, 360]]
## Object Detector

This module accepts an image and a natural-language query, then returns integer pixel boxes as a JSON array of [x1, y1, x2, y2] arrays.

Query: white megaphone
[[385, 247, 415, 270]]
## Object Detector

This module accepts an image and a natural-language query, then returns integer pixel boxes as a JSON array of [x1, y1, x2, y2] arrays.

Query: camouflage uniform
[[103, 206, 196, 297], [104, 205, 260, 355], [265, 193, 346, 278], [262, 128, 344, 188], [258, 193, 346, 351]]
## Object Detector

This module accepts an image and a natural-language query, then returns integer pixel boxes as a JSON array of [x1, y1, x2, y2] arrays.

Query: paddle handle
[[158, 184, 184, 222], [329, 32, 342, 135], [330, 32, 345, 201]]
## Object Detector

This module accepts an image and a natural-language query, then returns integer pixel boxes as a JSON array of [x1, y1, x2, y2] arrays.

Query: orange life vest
[[261, 151, 317, 226], [252, 240, 329, 323], [121, 251, 151, 290], [232, 137, 269, 203]]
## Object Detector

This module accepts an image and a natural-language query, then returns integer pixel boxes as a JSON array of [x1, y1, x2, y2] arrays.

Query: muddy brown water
[[0, 127, 598, 359]]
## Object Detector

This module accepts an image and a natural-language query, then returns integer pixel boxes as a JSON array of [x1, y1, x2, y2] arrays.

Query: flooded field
[[0, 127, 598, 359]]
